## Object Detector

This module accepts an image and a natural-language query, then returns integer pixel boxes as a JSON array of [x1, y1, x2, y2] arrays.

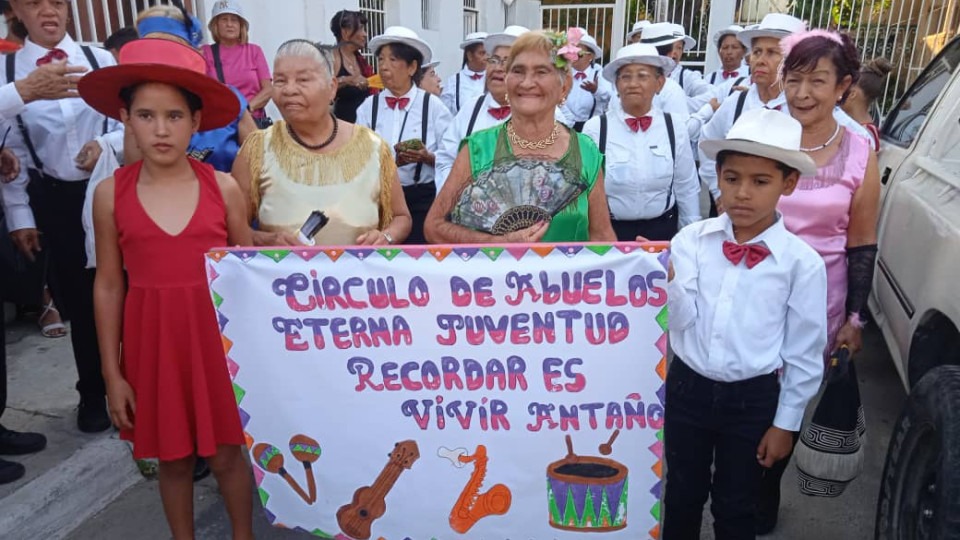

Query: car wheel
[[875, 365, 960, 539]]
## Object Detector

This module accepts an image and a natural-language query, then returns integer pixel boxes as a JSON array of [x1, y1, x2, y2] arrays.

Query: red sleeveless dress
[[114, 159, 244, 460]]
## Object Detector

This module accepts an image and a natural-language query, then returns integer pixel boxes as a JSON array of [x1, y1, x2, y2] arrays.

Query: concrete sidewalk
[[0, 312, 142, 540]]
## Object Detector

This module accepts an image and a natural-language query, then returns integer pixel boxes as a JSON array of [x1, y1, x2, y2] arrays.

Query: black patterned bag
[[795, 347, 866, 497]]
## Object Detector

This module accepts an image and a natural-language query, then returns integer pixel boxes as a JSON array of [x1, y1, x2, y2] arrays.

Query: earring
[[505, 93, 511, 106], [559, 95, 567, 107]]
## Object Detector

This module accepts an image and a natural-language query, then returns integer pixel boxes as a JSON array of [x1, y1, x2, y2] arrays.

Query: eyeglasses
[[486, 56, 508, 66], [616, 72, 657, 84]]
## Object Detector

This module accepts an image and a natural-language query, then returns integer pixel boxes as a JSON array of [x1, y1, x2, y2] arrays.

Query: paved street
[[3, 314, 905, 540]]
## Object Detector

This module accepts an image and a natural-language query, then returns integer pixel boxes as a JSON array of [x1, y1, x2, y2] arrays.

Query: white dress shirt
[[0, 35, 121, 231], [434, 93, 566, 192], [669, 65, 714, 113], [560, 63, 612, 125], [669, 213, 827, 431], [582, 107, 701, 225], [698, 84, 789, 200], [356, 86, 452, 187], [440, 67, 486, 114], [705, 63, 749, 87]]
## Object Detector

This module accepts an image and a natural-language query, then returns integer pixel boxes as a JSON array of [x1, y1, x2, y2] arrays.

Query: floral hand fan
[[450, 158, 587, 235]]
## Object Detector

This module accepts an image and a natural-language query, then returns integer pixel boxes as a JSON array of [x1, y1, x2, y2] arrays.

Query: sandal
[[39, 301, 67, 338]]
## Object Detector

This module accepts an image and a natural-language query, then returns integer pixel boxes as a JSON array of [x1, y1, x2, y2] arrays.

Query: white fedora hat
[[626, 20, 651, 41], [714, 24, 745, 47], [484, 25, 529, 53], [602, 43, 675, 83], [421, 60, 440, 70], [640, 22, 695, 51], [699, 108, 816, 176], [578, 30, 603, 60], [369, 26, 434, 65], [738, 13, 806, 49], [460, 31, 488, 49]]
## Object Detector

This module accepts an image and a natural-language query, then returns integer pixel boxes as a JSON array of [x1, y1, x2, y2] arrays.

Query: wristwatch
[[382, 231, 394, 244]]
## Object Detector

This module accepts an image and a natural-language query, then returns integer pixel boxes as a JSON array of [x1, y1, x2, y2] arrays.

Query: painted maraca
[[289, 434, 321, 504], [253, 442, 310, 503]]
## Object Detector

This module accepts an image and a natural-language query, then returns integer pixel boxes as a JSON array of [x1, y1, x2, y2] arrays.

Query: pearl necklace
[[800, 122, 841, 152]]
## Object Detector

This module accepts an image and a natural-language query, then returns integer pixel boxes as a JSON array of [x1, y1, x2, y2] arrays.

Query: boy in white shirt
[[663, 109, 828, 539]]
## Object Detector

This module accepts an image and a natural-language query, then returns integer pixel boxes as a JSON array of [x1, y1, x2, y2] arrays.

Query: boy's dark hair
[[104, 27, 139, 52], [375, 42, 425, 84], [119, 83, 203, 114], [655, 43, 676, 57], [716, 150, 799, 178]]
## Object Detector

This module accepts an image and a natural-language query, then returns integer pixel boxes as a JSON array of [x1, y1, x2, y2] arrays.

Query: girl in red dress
[[81, 39, 254, 539]]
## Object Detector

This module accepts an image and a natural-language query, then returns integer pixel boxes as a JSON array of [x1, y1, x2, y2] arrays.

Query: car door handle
[[881, 167, 892, 185]]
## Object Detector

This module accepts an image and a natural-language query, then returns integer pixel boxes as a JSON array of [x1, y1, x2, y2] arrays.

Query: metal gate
[[68, 0, 202, 45], [541, 1, 619, 62]]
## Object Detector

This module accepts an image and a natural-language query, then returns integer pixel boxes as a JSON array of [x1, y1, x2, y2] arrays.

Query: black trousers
[[1, 283, 6, 420], [611, 206, 679, 242], [27, 172, 104, 399], [663, 359, 779, 540], [402, 182, 435, 245]]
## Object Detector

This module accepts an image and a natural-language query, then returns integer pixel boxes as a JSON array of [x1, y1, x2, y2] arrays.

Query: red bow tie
[[36, 48, 68, 66], [385, 96, 410, 110], [722, 241, 771, 269], [469, 72, 483, 81], [723, 70, 738, 79], [765, 104, 783, 112], [625, 116, 652, 133], [488, 106, 511, 120], [574, 72, 587, 80]]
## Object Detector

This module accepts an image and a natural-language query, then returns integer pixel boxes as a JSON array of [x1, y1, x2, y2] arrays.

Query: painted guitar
[[450, 445, 512, 533], [336, 440, 420, 540]]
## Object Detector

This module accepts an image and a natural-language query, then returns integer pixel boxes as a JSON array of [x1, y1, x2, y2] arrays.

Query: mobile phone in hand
[[297, 210, 329, 246]]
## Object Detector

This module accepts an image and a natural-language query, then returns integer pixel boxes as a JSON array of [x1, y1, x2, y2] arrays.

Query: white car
[[870, 36, 960, 539]]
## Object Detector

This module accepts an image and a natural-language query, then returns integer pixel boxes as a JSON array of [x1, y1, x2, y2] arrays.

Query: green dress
[[451, 123, 602, 242]]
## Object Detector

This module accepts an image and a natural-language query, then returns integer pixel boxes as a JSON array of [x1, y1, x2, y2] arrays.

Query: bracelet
[[382, 230, 394, 244]]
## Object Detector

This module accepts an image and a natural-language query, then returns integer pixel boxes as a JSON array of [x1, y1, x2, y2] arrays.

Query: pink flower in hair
[[779, 29, 843, 62], [557, 27, 585, 63]]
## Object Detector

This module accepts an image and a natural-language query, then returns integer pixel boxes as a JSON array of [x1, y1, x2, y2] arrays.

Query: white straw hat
[[640, 22, 695, 51], [714, 24, 745, 47], [699, 108, 816, 176], [369, 26, 434, 65], [626, 20, 651, 41], [738, 13, 806, 49], [484, 25, 529, 53], [602, 43, 675, 83], [578, 30, 603, 60], [460, 32, 488, 49]]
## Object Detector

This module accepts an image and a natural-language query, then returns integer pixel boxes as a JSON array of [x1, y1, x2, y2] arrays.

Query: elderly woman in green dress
[[424, 29, 616, 244]]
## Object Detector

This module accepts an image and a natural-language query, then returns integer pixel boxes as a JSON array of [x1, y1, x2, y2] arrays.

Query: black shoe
[[0, 425, 47, 455], [0, 457, 25, 484], [77, 395, 111, 433], [193, 457, 211, 482]]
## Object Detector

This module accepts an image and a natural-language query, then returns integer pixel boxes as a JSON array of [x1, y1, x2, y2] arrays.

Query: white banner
[[206, 243, 670, 539]]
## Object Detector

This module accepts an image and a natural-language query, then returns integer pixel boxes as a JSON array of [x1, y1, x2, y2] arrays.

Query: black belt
[[673, 356, 779, 390], [28, 169, 90, 189]]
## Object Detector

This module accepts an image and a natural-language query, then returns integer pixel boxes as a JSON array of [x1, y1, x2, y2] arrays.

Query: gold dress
[[241, 121, 396, 245]]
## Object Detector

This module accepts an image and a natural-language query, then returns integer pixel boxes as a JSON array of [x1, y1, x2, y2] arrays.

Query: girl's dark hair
[[331, 10, 367, 42], [376, 42, 425, 84], [655, 43, 674, 57], [782, 33, 861, 103], [119, 83, 203, 114], [857, 57, 893, 103], [716, 150, 799, 178], [462, 42, 483, 68]]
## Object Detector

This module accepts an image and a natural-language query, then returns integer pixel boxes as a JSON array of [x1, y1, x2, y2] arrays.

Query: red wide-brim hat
[[78, 38, 240, 131]]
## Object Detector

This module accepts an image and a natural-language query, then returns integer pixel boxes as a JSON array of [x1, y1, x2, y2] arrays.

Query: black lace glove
[[845, 244, 878, 325]]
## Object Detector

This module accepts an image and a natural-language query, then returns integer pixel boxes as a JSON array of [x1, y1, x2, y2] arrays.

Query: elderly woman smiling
[[232, 40, 411, 246], [424, 30, 616, 244]]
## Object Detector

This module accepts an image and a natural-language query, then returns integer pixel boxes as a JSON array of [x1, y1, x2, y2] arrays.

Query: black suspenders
[[598, 112, 676, 212], [455, 73, 461, 111], [370, 92, 432, 183], [6, 46, 106, 172], [465, 94, 486, 137]]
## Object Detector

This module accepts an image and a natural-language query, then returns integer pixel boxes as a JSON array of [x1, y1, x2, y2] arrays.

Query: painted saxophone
[[448, 445, 512, 533]]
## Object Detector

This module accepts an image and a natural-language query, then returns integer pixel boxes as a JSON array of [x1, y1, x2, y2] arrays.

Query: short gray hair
[[275, 39, 335, 79]]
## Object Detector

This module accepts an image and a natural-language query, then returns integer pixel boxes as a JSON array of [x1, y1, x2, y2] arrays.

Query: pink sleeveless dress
[[114, 159, 244, 460], [779, 129, 871, 354]]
